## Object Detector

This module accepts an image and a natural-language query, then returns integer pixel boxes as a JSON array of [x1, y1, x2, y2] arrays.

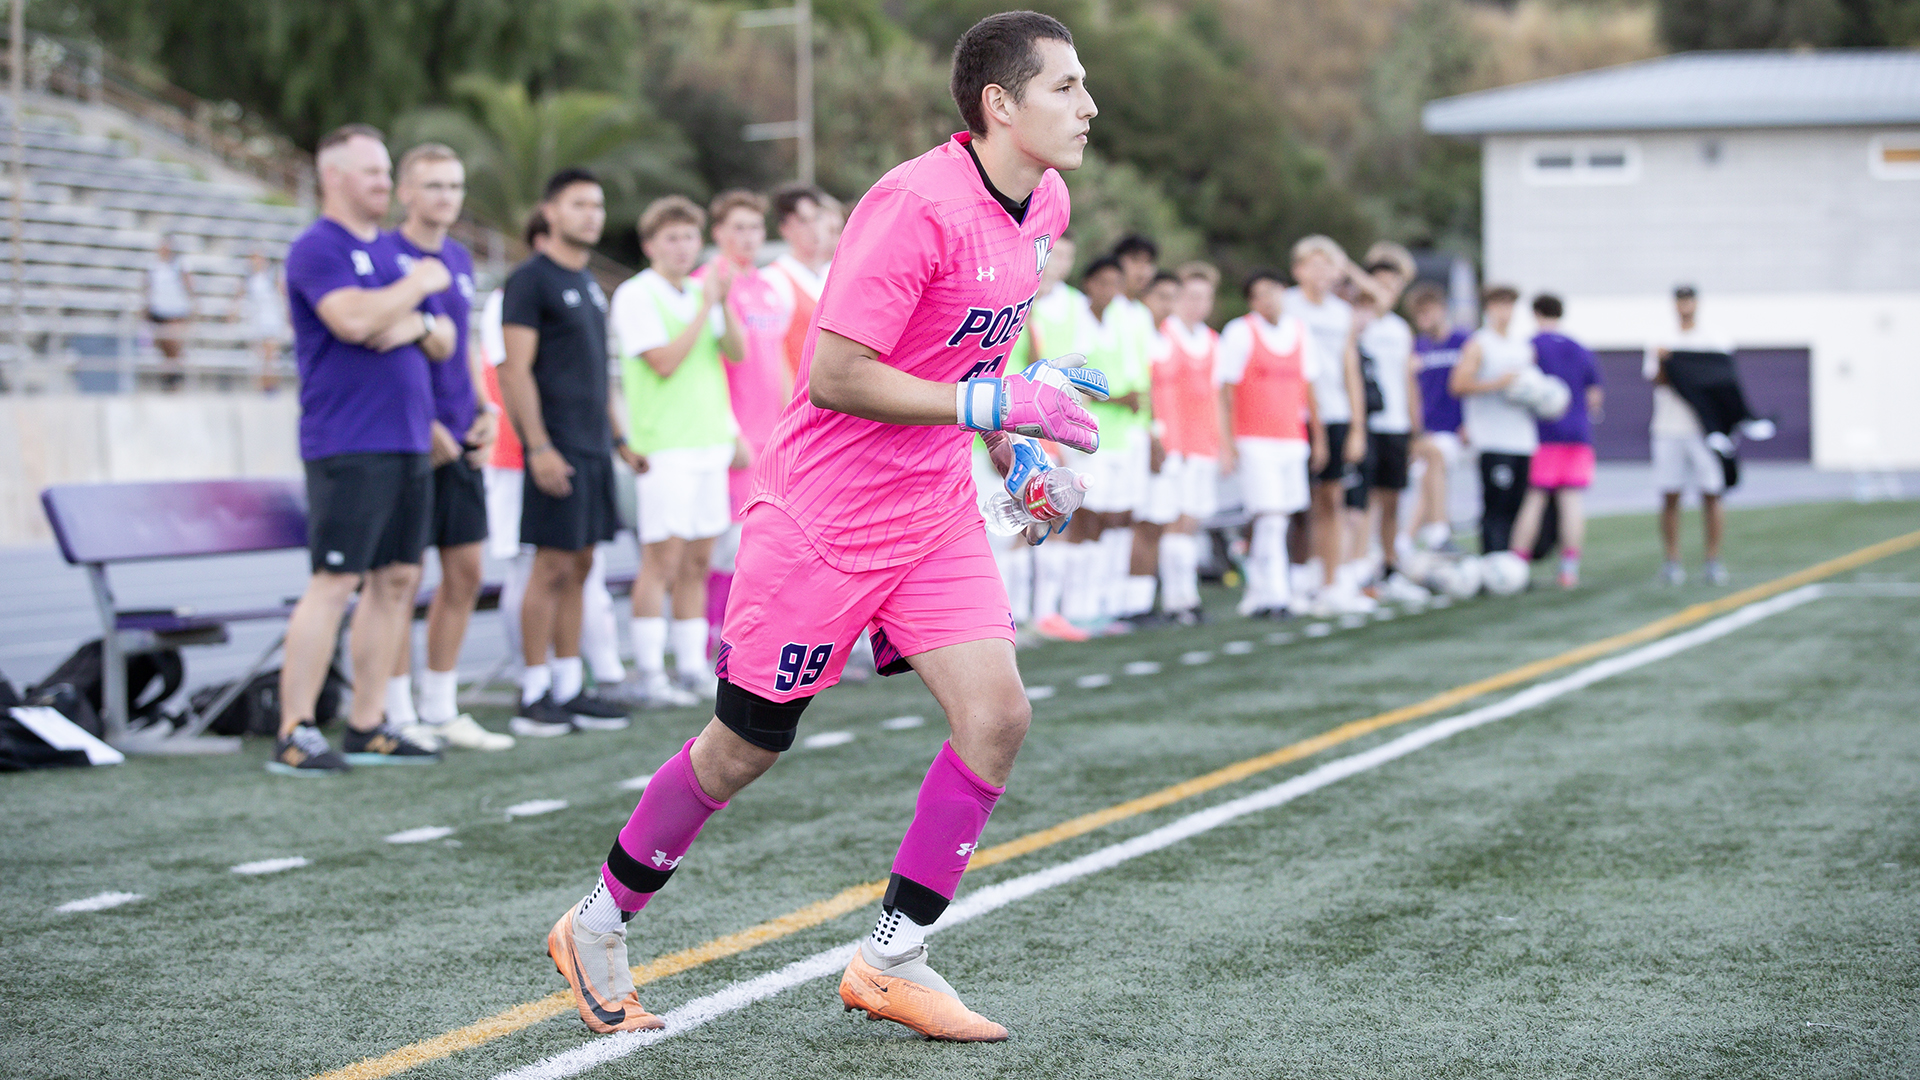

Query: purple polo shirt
[[390, 230, 478, 439], [1414, 327, 1471, 434], [285, 218, 434, 460], [1532, 331, 1602, 444]]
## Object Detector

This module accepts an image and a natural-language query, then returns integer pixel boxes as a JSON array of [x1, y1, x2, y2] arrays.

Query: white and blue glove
[[958, 353, 1110, 453]]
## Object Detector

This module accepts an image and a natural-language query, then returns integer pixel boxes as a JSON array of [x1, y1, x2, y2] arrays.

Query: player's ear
[[981, 82, 1015, 130]]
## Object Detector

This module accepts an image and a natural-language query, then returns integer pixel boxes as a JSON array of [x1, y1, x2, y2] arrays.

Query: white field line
[[1180, 651, 1214, 665], [55, 891, 142, 913], [385, 827, 455, 845], [618, 774, 654, 792], [1025, 686, 1056, 700], [1075, 673, 1111, 689], [879, 715, 925, 731], [505, 800, 569, 819], [801, 732, 855, 750], [1123, 661, 1161, 676], [494, 584, 1824, 1080], [231, 857, 309, 876], [1222, 641, 1255, 655]]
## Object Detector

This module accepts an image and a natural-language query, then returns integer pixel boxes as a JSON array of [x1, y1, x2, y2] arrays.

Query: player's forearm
[[1344, 350, 1367, 417], [1216, 384, 1236, 444], [420, 318, 456, 361], [809, 350, 958, 425], [718, 305, 748, 365], [316, 279, 431, 343]]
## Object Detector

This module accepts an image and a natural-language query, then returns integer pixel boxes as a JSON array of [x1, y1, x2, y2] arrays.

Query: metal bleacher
[[0, 100, 310, 392]]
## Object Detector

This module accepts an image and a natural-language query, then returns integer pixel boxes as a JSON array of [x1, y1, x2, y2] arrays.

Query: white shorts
[[1144, 453, 1219, 524], [1652, 433, 1726, 497], [1068, 435, 1150, 516], [1423, 431, 1463, 471], [483, 466, 525, 561], [636, 444, 734, 545], [1236, 437, 1310, 516]]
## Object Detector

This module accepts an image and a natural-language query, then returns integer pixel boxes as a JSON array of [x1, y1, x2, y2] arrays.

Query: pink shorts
[[1530, 442, 1595, 490], [716, 503, 1015, 703]]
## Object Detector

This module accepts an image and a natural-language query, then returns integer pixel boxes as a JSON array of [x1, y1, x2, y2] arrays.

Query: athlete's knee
[[955, 686, 1030, 746], [371, 563, 422, 604], [690, 717, 779, 799]]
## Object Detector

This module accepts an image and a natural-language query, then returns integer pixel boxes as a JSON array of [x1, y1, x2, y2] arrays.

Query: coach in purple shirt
[[271, 123, 456, 776]]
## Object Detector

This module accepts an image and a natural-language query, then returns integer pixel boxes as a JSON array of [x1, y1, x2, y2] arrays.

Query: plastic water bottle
[[982, 468, 1091, 536]]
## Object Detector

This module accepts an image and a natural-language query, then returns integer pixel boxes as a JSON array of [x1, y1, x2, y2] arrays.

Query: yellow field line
[[313, 527, 1920, 1080]]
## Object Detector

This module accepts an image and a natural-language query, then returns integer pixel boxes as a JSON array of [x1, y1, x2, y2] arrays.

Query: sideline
[[311, 529, 1920, 1080], [495, 583, 1845, 1080]]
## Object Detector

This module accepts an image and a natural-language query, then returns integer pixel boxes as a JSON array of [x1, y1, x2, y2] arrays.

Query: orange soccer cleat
[[1033, 612, 1090, 642], [839, 941, 1009, 1042], [547, 903, 666, 1034]]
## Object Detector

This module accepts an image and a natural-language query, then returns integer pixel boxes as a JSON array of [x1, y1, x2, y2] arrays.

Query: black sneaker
[[1169, 607, 1208, 627], [341, 723, 442, 765], [510, 693, 577, 738], [561, 691, 631, 731], [266, 722, 350, 776]]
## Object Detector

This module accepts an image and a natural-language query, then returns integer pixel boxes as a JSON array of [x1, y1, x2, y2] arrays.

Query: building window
[[1869, 133, 1920, 180], [1522, 140, 1640, 185]]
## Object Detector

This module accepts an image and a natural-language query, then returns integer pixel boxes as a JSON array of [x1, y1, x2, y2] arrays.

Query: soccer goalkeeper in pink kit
[[546, 10, 1103, 1043]]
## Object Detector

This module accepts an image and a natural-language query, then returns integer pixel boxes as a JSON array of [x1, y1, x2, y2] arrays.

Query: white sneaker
[[1312, 586, 1377, 618], [427, 713, 516, 751], [674, 669, 720, 700], [615, 670, 700, 709], [1379, 571, 1432, 604], [396, 722, 445, 752]]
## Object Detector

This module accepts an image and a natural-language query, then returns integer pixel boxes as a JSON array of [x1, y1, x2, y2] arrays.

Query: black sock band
[[604, 839, 676, 896], [882, 872, 950, 927]]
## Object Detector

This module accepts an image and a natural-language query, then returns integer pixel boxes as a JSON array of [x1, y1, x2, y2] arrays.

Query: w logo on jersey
[[1034, 234, 1053, 277]]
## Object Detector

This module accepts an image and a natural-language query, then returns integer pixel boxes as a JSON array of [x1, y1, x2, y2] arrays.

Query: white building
[[1424, 50, 1920, 469]]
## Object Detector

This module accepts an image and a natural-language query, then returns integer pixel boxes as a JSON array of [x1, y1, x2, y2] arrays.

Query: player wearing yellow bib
[[610, 196, 747, 709], [1020, 234, 1092, 641]]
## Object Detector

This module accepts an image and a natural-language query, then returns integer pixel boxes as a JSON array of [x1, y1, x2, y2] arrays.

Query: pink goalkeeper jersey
[[747, 131, 1071, 573]]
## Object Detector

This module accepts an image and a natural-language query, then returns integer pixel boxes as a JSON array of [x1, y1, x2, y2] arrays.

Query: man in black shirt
[[497, 169, 639, 735]]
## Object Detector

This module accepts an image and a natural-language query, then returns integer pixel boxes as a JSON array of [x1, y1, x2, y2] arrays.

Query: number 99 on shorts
[[774, 642, 834, 693]]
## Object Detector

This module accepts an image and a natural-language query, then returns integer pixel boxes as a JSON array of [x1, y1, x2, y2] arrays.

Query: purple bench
[[41, 479, 312, 750]]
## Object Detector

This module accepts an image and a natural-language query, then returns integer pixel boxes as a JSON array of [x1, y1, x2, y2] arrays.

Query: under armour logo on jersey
[[350, 250, 374, 277], [651, 850, 683, 870], [956, 842, 978, 858], [977, 266, 996, 282], [1034, 234, 1053, 276]]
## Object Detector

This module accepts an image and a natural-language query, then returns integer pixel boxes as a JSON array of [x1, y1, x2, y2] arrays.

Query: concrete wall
[[0, 394, 301, 546], [1483, 126, 1920, 296]]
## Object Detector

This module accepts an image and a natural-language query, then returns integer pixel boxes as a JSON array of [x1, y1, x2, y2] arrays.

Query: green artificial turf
[[2, 500, 1916, 1080]]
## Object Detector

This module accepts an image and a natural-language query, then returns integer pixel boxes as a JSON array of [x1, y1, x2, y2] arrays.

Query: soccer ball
[[1505, 368, 1572, 421], [1429, 555, 1483, 599], [1481, 551, 1531, 596]]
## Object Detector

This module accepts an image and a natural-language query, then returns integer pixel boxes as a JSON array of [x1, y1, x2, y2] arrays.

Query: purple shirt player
[[1415, 327, 1471, 435], [390, 230, 478, 438], [1532, 331, 1602, 445], [285, 219, 434, 460]]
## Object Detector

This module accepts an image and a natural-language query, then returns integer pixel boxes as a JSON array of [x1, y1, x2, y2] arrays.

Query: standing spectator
[[1407, 283, 1472, 552], [1647, 285, 1733, 586], [610, 195, 745, 707], [231, 251, 287, 392], [1062, 256, 1126, 626], [1150, 262, 1223, 624], [1108, 235, 1161, 625], [1449, 285, 1538, 555], [270, 123, 454, 775], [1023, 233, 1092, 642], [765, 183, 832, 382], [1354, 242, 1428, 602], [1509, 294, 1603, 588], [146, 237, 194, 390], [708, 190, 791, 520], [1217, 268, 1326, 618], [381, 143, 513, 752], [496, 168, 635, 737], [1125, 267, 1180, 624]]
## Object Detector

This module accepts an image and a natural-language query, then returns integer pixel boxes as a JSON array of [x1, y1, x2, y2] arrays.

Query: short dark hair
[[771, 182, 826, 226], [1243, 267, 1286, 300], [1532, 294, 1564, 319], [522, 210, 549, 247], [1149, 270, 1180, 290], [1406, 282, 1446, 310], [542, 167, 600, 203], [1482, 284, 1520, 306], [1082, 255, 1122, 284], [950, 11, 1074, 136], [1112, 234, 1159, 262], [1674, 284, 1697, 299]]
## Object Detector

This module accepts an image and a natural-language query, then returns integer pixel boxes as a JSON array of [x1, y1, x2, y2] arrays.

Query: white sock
[[581, 552, 625, 683], [1418, 521, 1452, 550], [671, 618, 709, 677], [869, 906, 931, 960], [500, 551, 531, 669], [552, 655, 585, 702], [520, 663, 551, 706], [384, 675, 417, 726], [1101, 529, 1132, 618], [1252, 515, 1288, 609], [631, 616, 667, 675], [419, 668, 459, 724], [1167, 532, 1200, 611], [578, 878, 629, 934], [1032, 540, 1066, 619], [1063, 541, 1098, 622], [1125, 575, 1157, 617]]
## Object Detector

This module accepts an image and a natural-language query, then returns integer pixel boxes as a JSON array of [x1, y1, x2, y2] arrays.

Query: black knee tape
[[882, 872, 951, 927], [714, 678, 811, 753], [605, 839, 676, 896]]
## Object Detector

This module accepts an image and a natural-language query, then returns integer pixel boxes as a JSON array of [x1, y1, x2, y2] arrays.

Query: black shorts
[[1368, 431, 1412, 491], [305, 452, 432, 574], [520, 446, 619, 552], [1318, 422, 1373, 510], [430, 456, 489, 549], [1478, 451, 1532, 554]]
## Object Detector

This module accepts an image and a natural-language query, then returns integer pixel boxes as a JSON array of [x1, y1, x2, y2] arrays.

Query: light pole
[[739, 0, 815, 186]]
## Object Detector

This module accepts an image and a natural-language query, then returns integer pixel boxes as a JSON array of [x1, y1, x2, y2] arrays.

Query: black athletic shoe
[[341, 723, 443, 765], [1169, 607, 1208, 627], [562, 692, 631, 732], [266, 722, 350, 776], [510, 693, 577, 738], [1120, 611, 1172, 630]]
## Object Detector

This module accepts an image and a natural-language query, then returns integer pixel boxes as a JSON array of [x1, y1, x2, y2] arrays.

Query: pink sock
[[884, 741, 1004, 923], [601, 738, 727, 911]]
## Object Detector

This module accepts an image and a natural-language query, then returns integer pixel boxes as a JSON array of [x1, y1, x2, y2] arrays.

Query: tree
[[1658, 0, 1920, 47]]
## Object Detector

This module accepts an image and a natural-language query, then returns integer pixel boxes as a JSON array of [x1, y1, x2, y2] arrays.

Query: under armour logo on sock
[[955, 842, 978, 858], [651, 851, 683, 869]]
